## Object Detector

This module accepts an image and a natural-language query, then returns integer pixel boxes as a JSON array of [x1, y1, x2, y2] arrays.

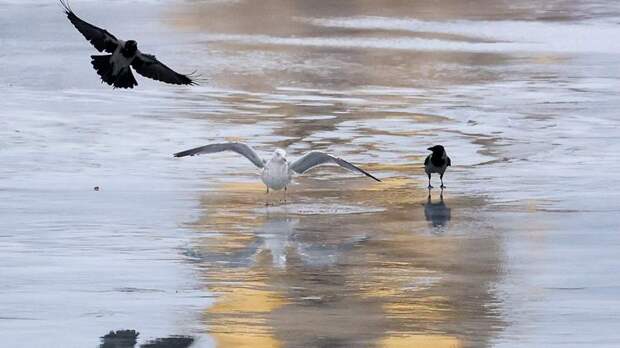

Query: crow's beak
[[427, 147, 433, 151]]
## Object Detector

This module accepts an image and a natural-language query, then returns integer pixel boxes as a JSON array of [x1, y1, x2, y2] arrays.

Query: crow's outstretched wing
[[132, 53, 196, 86], [60, 0, 119, 53], [289, 151, 381, 182]]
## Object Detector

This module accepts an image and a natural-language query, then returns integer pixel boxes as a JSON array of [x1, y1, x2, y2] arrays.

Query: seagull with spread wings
[[174, 143, 381, 194], [60, 0, 196, 88]]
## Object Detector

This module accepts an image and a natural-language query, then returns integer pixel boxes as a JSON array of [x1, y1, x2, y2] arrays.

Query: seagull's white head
[[272, 148, 287, 162]]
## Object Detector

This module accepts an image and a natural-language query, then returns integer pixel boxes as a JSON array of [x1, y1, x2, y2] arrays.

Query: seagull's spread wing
[[174, 142, 265, 168], [60, 0, 119, 53], [289, 151, 381, 182], [132, 53, 196, 86]]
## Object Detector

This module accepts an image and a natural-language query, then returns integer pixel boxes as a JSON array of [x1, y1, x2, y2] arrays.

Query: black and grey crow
[[424, 145, 451, 189], [60, 0, 197, 89]]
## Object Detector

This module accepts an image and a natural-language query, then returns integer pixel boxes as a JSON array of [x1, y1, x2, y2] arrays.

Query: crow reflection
[[424, 188, 451, 228], [99, 330, 194, 348]]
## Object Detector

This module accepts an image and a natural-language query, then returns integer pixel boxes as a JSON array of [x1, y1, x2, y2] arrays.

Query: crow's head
[[427, 145, 445, 154], [124, 40, 138, 55]]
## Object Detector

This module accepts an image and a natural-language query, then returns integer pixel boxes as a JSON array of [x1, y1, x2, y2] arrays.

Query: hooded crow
[[424, 145, 451, 189], [60, 0, 196, 88]]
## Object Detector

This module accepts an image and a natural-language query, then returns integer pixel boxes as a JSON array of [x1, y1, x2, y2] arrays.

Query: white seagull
[[174, 143, 381, 193], [424, 145, 451, 189]]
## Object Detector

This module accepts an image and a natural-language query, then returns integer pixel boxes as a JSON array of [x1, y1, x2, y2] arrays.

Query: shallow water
[[1, 1, 620, 347]]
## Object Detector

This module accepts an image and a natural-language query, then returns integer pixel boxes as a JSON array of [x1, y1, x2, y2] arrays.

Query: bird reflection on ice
[[424, 189, 451, 230], [98, 330, 194, 348], [186, 212, 369, 269], [255, 215, 299, 268], [257, 214, 369, 268], [190, 187, 503, 347]]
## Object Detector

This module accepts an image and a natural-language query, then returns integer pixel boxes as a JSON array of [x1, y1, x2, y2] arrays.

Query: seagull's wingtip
[[365, 173, 381, 182]]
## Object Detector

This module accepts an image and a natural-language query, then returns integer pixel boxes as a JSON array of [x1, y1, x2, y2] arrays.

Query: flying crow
[[60, 0, 196, 88], [424, 145, 451, 189]]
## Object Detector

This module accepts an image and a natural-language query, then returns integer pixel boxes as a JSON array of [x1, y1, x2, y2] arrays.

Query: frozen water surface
[[1, 0, 620, 347]]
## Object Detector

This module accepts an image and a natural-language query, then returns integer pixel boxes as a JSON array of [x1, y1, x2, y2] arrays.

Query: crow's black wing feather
[[132, 53, 196, 86], [60, 0, 119, 53]]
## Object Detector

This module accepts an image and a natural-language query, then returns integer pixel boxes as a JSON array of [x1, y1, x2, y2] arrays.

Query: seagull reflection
[[255, 215, 299, 268], [424, 188, 451, 229], [185, 213, 368, 269], [259, 214, 370, 268]]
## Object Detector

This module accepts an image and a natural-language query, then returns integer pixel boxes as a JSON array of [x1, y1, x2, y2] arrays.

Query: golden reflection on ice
[[381, 335, 462, 348], [189, 173, 500, 347]]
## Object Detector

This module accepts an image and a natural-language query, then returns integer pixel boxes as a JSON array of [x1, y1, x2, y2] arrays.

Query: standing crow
[[424, 145, 451, 189]]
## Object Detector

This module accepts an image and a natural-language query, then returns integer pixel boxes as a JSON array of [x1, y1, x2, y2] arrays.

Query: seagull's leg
[[265, 186, 270, 206], [427, 173, 433, 189], [284, 186, 287, 203], [440, 173, 446, 189]]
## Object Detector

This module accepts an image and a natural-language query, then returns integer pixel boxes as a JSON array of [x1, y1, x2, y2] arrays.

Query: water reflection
[[100, 330, 137, 348], [424, 189, 451, 230], [186, 208, 369, 270], [255, 215, 299, 268], [190, 183, 503, 347], [140, 336, 194, 348], [99, 330, 194, 348], [256, 213, 370, 269]]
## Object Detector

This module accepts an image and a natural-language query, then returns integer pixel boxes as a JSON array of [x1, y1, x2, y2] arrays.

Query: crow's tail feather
[[113, 67, 138, 89], [90, 55, 137, 89]]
